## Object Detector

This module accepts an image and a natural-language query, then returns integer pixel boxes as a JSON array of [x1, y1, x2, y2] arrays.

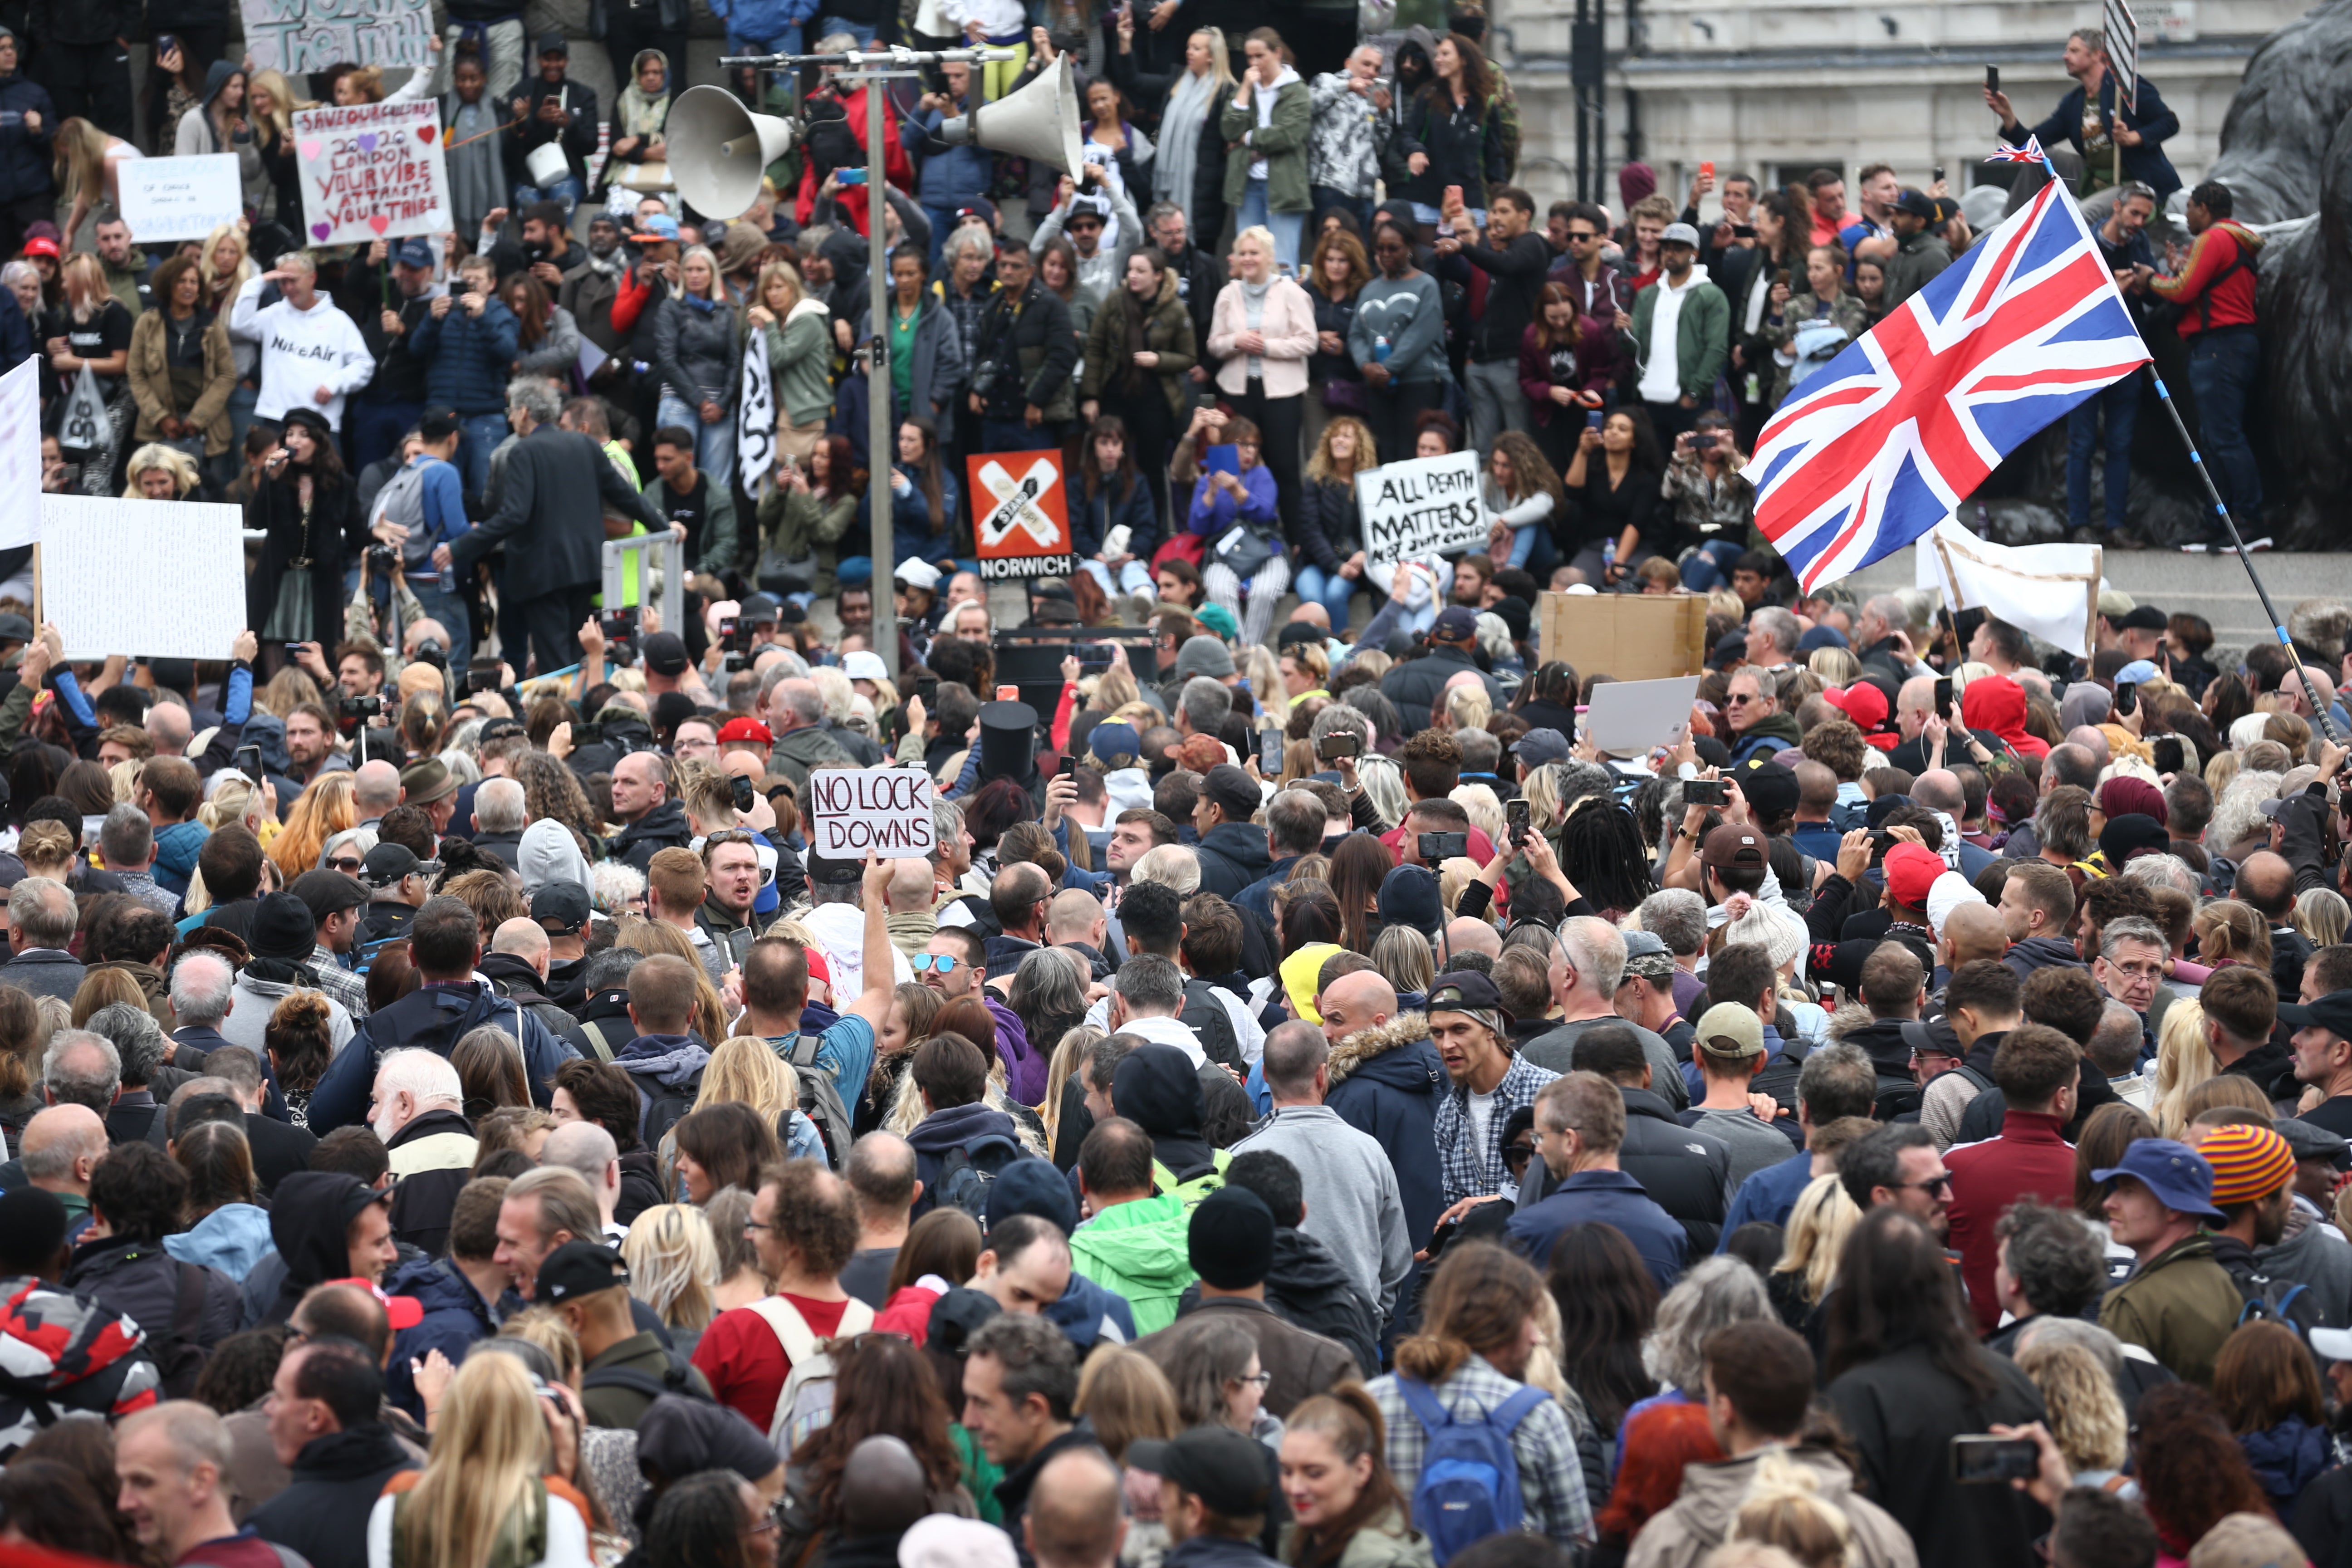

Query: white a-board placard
[[0, 358, 38, 552], [292, 99, 451, 246], [40, 496, 245, 661], [118, 155, 245, 243], [1355, 450, 1487, 567], [805, 768, 937, 859]]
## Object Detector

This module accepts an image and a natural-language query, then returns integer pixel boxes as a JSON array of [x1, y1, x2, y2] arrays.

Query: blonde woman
[[653, 243, 743, 484], [50, 252, 136, 495], [248, 70, 306, 225], [2296, 887, 2350, 950], [1148, 27, 1235, 212], [52, 116, 142, 250], [664, 1035, 823, 1181], [1040, 1023, 1103, 1156], [1203, 227, 1313, 642], [614, 919, 728, 1043], [1294, 414, 1374, 627], [2014, 1330, 2133, 1493], [1769, 1173, 1859, 1328], [119, 442, 202, 500], [2149, 1000, 2219, 1139], [621, 1204, 719, 1358], [369, 1350, 596, 1567], [745, 259, 832, 461]]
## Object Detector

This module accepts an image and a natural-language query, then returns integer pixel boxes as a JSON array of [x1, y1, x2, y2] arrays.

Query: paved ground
[[1844, 549, 2352, 659]]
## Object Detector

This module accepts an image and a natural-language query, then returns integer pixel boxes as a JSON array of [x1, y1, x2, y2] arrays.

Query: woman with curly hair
[[514, 748, 604, 849], [269, 769, 356, 877], [2131, 1381, 2279, 1555], [777, 1333, 970, 1561]]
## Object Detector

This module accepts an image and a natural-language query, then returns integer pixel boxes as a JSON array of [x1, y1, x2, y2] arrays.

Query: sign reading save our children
[[1357, 449, 1487, 567], [291, 100, 450, 247]]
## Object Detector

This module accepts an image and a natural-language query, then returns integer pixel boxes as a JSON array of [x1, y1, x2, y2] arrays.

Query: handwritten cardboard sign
[[41, 496, 245, 661], [806, 768, 938, 859], [292, 99, 450, 247], [969, 449, 1074, 581], [119, 155, 245, 243], [242, 0, 434, 77], [1357, 450, 1487, 567]]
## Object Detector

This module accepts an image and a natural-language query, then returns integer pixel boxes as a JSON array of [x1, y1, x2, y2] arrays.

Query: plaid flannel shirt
[[308, 945, 371, 1020], [1433, 1053, 1559, 1207], [1370, 1356, 1593, 1548]]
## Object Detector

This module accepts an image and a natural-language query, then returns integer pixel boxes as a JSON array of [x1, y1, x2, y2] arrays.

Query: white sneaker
[[2244, 535, 2275, 552]]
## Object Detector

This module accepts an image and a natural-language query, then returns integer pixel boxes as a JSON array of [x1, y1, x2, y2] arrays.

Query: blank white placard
[[40, 495, 246, 662]]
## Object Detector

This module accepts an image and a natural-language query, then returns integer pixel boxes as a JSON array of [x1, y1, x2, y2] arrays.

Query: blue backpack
[[1395, 1375, 1551, 1564]]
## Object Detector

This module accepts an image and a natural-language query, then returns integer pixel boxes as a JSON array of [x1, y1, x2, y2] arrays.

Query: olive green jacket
[[1220, 73, 1312, 211]]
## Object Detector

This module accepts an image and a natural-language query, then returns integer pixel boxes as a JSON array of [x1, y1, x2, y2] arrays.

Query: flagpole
[[2020, 140, 2338, 744]]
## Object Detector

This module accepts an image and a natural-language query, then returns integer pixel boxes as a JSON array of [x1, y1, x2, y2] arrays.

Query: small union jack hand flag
[[1989, 136, 2049, 165], [1749, 179, 2151, 594]]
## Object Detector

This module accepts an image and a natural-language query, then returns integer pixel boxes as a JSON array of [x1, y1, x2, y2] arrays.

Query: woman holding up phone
[[1559, 405, 1662, 588]]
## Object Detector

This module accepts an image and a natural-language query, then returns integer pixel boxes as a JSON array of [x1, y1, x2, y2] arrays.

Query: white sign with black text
[[806, 769, 938, 859], [1357, 450, 1487, 568], [118, 155, 245, 243]]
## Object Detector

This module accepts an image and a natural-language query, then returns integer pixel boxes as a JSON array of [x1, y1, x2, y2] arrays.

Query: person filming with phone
[[1984, 27, 2182, 200]]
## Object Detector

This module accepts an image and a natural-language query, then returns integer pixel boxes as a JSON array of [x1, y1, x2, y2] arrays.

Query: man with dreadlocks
[[1553, 791, 1660, 923]]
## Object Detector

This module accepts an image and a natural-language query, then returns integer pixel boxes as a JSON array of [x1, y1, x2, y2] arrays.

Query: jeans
[[456, 411, 510, 505], [1680, 539, 1746, 590], [1292, 562, 1359, 626], [980, 416, 1054, 453], [407, 580, 473, 670], [2187, 328, 2263, 532], [1464, 358, 1527, 457], [728, 25, 804, 60], [922, 203, 962, 268], [348, 397, 422, 481], [1237, 179, 1306, 272], [227, 382, 260, 465], [513, 175, 586, 224], [814, 16, 877, 44], [1081, 558, 1155, 599], [657, 394, 738, 493], [1310, 185, 1372, 233], [2066, 373, 2140, 532]]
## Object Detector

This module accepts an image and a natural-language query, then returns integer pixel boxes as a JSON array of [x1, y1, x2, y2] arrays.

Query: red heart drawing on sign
[[418, 125, 436, 144], [368, 214, 391, 235]]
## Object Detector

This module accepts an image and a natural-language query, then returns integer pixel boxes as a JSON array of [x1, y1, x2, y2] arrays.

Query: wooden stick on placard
[[30, 541, 39, 631]]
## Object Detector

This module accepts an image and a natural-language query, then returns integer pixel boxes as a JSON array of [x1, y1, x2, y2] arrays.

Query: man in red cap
[[716, 716, 774, 773], [1879, 841, 1945, 958], [1822, 681, 1891, 745]]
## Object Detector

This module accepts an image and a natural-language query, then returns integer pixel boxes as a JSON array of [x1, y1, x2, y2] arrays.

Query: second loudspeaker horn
[[669, 84, 798, 218]]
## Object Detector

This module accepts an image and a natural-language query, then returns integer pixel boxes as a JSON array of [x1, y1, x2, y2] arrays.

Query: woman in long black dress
[[245, 407, 364, 662]]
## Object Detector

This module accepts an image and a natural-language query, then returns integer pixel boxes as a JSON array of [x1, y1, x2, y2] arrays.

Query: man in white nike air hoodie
[[229, 251, 376, 431]]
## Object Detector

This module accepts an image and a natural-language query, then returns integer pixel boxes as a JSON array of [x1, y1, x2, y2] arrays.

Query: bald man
[[481, 916, 577, 1037], [842, 1435, 934, 1539], [2063, 725, 2112, 769], [2234, 849, 2314, 1002], [15, 1103, 109, 1235], [1910, 769, 1994, 878], [542, 1120, 625, 1240], [1046, 888, 1111, 978], [841, 1132, 919, 1306], [884, 861, 940, 960], [1313, 968, 1447, 1257], [1027, 1446, 1127, 1568], [1940, 903, 2010, 973], [351, 760, 403, 825], [1441, 918, 1502, 964]]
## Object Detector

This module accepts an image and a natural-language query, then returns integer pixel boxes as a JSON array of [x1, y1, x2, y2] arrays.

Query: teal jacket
[[1630, 268, 1731, 403]]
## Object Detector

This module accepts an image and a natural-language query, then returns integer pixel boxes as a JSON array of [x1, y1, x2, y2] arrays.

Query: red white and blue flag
[[1749, 180, 2151, 593], [1989, 135, 2050, 165]]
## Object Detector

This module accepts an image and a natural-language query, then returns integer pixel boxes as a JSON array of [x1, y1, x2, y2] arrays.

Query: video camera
[[601, 606, 639, 668]]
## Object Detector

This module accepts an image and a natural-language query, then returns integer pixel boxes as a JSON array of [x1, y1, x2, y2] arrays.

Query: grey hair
[[2098, 916, 2168, 961], [377, 1047, 465, 1110], [1749, 606, 1800, 654], [2119, 852, 2197, 897], [474, 777, 527, 834], [775, 678, 825, 727], [87, 1001, 171, 1088], [2085, 1001, 2146, 1077], [795, 222, 835, 259], [1110, 953, 1186, 1016], [1308, 704, 1371, 748], [2014, 1311, 2124, 1378], [506, 377, 563, 426], [99, 802, 153, 868], [8, 877, 74, 950], [931, 798, 965, 866], [1635, 889, 1707, 957], [0, 261, 36, 292], [1131, 844, 1200, 895], [1455, 728, 1500, 776], [1555, 915, 1627, 995], [1145, 201, 1184, 230], [944, 222, 995, 264], [1179, 677, 1231, 736], [276, 250, 317, 277], [1643, 1254, 1774, 1394], [1355, 754, 1407, 831], [1012, 945, 1089, 1024], [41, 1029, 121, 1111], [169, 951, 237, 1028], [581, 945, 647, 994]]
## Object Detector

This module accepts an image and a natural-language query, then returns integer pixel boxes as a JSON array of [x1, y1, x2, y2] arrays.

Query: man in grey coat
[[1229, 1021, 1412, 1325], [437, 377, 669, 675]]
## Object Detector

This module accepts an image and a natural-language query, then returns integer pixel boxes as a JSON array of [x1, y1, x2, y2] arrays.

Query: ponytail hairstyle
[[1285, 1386, 1414, 1568], [1728, 1449, 1853, 1568], [1393, 1240, 1545, 1386]]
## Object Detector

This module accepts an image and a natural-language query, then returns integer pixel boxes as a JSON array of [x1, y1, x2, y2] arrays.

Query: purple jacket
[[985, 993, 1044, 1106]]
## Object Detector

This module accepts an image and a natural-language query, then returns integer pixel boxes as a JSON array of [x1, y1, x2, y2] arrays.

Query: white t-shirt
[[1465, 1088, 1498, 1166]]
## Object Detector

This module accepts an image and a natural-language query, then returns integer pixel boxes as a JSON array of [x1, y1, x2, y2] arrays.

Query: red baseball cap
[[716, 717, 774, 745], [1883, 843, 1945, 909], [322, 1277, 424, 1330], [19, 236, 58, 260], [1823, 683, 1888, 732]]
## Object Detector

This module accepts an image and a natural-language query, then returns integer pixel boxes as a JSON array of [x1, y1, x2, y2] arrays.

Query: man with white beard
[[367, 1049, 480, 1259]]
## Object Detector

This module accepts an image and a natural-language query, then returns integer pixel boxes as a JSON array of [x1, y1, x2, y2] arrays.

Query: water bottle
[[1374, 335, 1391, 364], [436, 560, 454, 593]]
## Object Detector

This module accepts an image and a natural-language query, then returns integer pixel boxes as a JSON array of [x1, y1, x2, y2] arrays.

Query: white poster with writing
[[40, 497, 245, 661], [292, 100, 451, 247], [0, 359, 39, 551], [241, 0, 434, 77], [1356, 450, 1487, 568], [805, 769, 938, 859], [119, 155, 245, 243]]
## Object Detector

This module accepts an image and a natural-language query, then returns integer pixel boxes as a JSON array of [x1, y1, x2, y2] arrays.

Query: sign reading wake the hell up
[[1357, 450, 1487, 567], [806, 768, 938, 859]]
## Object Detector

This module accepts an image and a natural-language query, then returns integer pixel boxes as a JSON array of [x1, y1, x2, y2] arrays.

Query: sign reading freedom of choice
[[241, 0, 434, 75], [1357, 450, 1487, 566], [807, 769, 938, 859], [293, 100, 451, 247]]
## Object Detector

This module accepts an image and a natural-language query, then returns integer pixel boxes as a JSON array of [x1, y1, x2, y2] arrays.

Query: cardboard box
[[1538, 591, 1710, 681]]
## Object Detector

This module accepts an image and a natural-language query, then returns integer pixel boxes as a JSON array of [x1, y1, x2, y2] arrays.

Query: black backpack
[[937, 1136, 1027, 1219], [148, 1258, 215, 1401], [641, 1070, 704, 1151], [581, 1348, 710, 1405], [1872, 1073, 1923, 1122]]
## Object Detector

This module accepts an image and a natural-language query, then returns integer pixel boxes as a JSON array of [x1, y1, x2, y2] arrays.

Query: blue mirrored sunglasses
[[911, 954, 960, 974]]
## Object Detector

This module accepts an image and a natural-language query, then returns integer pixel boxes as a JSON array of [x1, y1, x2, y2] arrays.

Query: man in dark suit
[[434, 377, 668, 676]]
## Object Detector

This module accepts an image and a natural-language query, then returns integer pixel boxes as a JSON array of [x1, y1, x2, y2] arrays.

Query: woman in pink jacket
[[1205, 224, 1315, 639]]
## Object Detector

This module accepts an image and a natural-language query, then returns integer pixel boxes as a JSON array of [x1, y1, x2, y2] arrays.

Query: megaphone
[[942, 54, 1084, 177], [669, 84, 798, 219]]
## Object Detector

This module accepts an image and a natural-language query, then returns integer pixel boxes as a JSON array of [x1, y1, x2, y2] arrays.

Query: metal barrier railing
[[602, 533, 688, 632]]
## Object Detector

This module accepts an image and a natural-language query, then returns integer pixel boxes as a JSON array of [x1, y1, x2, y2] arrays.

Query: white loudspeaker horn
[[669, 84, 798, 219], [942, 54, 1084, 176]]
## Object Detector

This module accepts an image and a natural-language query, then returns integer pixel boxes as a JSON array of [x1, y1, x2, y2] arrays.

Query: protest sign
[[119, 155, 245, 243], [40, 496, 244, 661], [293, 100, 451, 247], [0, 359, 38, 553], [1356, 450, 1486, 566], [970, 450, 1074, 580], [242, 0, 434, 77], [1583, 675, 1701, 757], [1539, 590, 1707, 681], [1914, 518, 2102, 657], [805, 768, 938, 858]]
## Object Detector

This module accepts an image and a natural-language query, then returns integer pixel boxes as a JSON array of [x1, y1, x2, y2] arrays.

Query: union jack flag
[[1750, 180, 2151, 593], [1989, 135, 2051, 165]]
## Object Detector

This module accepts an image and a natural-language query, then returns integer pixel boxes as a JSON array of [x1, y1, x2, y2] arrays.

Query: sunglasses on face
[[912, 954, 960, 974], [326, 856, 363, 872]]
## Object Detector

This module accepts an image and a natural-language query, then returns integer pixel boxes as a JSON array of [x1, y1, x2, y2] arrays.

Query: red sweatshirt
[[2148, 220, 2263, 338], [1945, 1106, 2079, 1333]]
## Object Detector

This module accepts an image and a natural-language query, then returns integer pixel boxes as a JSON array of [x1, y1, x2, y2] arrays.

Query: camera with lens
[[460, 662, 502, 696], [599, 607, 639, 667], [340, 695, 383, 721], [410, 635, 447, 670], [366, 544, 400, 575]]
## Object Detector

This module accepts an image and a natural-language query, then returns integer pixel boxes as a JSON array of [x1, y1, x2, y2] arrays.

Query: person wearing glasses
[[1544, 199, 1629, 390], [1721, 665, 1801, 764], [1837, 1122, 1953, 1244]]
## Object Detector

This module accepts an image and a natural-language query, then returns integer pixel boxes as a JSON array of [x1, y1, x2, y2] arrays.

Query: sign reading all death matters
[[806, 768, 937, 859], [1357, 450, 1487, 567]]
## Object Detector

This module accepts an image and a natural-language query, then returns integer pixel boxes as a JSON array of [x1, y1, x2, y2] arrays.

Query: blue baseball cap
[[1797, 624, 1849, 652], [632, 214, 681, 243], [2114, 659, 2160, 685], [392, 238, 435, 268], [2091, 1137, 2225, 1220], [1090, 722, 1141, 769]]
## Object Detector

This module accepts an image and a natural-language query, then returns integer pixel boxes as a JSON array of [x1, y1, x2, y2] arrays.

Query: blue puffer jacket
[[1070, 470, 1158, 564], [383, 1253, 515, 1421], [904, 105, 993, 208], [407, 297, 521, 416], [162, 1203, 274, 1276]]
